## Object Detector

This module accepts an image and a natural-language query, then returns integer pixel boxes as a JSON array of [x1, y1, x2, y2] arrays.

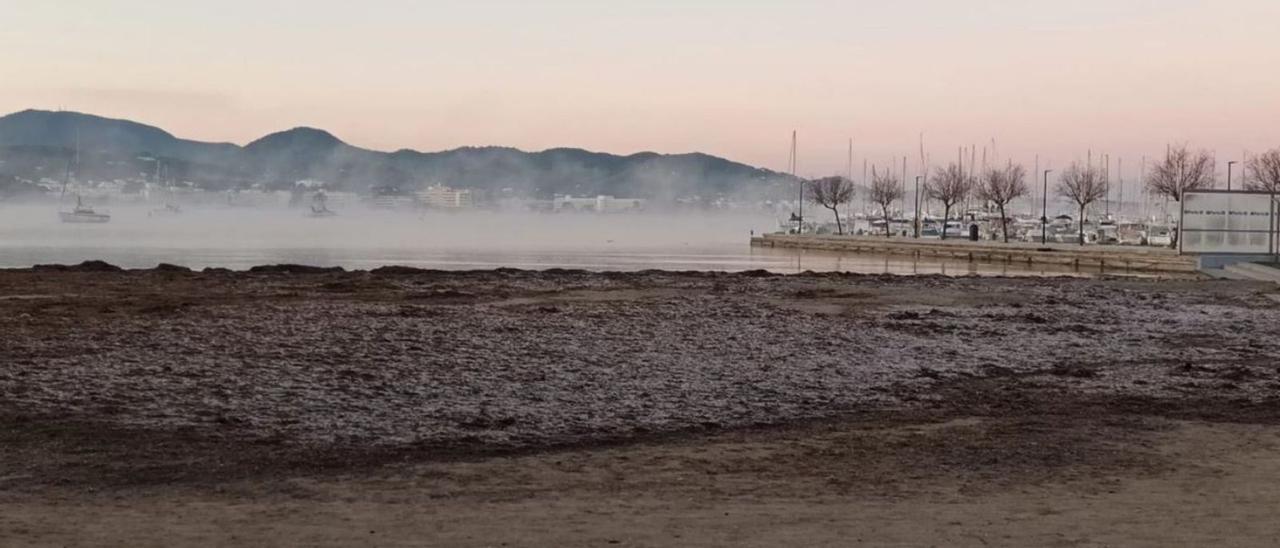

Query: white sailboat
[[57, 139, 111, 223], [148, 160, 182, 217], [59, 194, 111, 223]]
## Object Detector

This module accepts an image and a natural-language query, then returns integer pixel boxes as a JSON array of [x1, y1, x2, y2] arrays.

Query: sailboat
[[59, 194, 111, 223], [306, 191, 337, 218], [148, 161, 182, 217], [57, 140, 111, 223]]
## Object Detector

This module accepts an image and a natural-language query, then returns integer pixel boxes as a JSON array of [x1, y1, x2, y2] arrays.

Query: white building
[[417, 184, 473, 209], [554, 195, 645, 213]]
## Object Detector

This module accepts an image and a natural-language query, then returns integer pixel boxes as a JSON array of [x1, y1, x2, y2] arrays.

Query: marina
[[765, 189, 1280, 277]]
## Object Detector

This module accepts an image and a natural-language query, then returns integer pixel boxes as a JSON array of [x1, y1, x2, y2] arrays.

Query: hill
[[0, 110, 793, 200]]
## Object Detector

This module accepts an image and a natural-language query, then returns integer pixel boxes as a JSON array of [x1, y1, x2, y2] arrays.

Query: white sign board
[[1180, 191, 1277, 254]]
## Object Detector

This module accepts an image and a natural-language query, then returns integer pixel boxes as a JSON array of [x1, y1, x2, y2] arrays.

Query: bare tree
[[868, 166, 903, 237], [927, 162, 971, 240], [807, 176, 855, 235], [1057, 162, 1109, 246], [1246, 149, 1280, 193], [977, 162, 1029, 243], [1147, 144, 1215, 201], [1145, 144, 1214, 248]]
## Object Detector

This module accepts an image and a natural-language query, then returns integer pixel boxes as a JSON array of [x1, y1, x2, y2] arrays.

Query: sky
[[1, 0, 1278, 179]]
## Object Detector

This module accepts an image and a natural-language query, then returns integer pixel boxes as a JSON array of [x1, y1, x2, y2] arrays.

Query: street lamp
[[1228, 161, 1238, 191], [913, 176, 923, 238], [797, 178, 804, 234], [1041, 169, 1053, 244]]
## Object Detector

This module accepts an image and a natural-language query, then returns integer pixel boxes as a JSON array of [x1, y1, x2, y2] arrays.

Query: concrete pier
[[751, 234, 1198, 274]]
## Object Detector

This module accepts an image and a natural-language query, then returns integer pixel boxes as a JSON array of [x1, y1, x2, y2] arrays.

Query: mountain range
[[0, 110, 793, 200]]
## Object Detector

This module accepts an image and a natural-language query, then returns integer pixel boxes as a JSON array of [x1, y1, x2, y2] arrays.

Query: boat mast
[[1141, 155, 1148, 222], [1104, 153, 1110, 218], [1117, 157, 1123, 218], [791, 130, 801, 233], [901, 156, 907, 219], [1032, 154, 1040, 218], [847, 138, 853, 225], [60, 128, 81, 202], [917, 132, 927, 220], [60, 158, 71, 201], [847, 138, 853, 180], [861, 158, 868, 215], [73, 127, 81, 190]]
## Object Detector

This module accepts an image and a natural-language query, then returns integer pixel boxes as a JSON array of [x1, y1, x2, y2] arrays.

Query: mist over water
[[0, 205, 769, 270], [0, 204, 1106, 276]]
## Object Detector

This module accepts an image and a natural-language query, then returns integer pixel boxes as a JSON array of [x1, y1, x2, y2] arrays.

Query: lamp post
[[798, 179, 804, 233], [913, 175, 923, 238], [1228, 161, 1238, 191], [1041, 169, 1053, 243]]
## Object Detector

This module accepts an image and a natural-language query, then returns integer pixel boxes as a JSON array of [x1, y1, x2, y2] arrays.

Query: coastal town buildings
[[554, 195, 646, 212], [417, 184, 474, 209]]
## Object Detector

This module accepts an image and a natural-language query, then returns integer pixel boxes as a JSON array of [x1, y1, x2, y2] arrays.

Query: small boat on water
[[306, 191, 337, 218], [148, 203, 182, 217], [148, 164, 183, 217], [59, 195, 111, 224], [56, 135, 110, 223], [307, 204, 337, 218]]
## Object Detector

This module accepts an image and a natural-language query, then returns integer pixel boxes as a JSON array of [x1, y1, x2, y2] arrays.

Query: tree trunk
[[883, 208, 892, 237], [998, 203, 1009, 243], [941, 205, 951, 240], [1169, 199, 1180, 249], [829, 205, 843, 235], [1078, 204, 1086, 246]]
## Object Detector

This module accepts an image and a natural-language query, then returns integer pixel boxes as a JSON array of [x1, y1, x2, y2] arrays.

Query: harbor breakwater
[[752, 234, 1198, 274]]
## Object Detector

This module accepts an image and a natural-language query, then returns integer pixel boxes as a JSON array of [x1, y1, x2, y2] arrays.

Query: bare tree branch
[[807, 176, 855, 235], [1057, 162, 1109, 246], [926, 162, 971, 240], [1246, 149, 1280, 193], [1144, 144, 1214, 248], [1146, 144, 1215, 202], [868, 166, 903, 237], [977, 162, 1029, 243]]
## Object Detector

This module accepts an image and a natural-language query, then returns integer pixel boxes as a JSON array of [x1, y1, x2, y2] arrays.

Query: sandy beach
[[3, 265, 1280, 546]]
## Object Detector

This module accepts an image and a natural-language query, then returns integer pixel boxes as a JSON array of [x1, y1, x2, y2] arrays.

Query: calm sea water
[[0, 204, 1104, 276]]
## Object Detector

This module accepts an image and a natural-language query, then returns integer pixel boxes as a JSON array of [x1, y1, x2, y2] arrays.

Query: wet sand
[[2, 265, 1280, 546]]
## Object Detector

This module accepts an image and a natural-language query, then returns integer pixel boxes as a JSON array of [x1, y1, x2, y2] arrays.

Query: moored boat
[[59, 196, 111, 223], [306, 191, 337, 218]]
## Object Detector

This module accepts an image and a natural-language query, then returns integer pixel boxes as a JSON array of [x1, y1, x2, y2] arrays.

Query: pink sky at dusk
[[1, 0, 1277, 178]]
